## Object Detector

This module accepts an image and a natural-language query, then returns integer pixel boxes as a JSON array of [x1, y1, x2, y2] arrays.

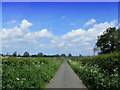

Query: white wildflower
[[16, 78, 20, 80], [41, 62, 44, 64], [22, 78, 26, 80]]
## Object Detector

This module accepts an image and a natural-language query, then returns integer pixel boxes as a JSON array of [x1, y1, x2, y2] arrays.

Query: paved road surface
[[45, 59, 87, 88]]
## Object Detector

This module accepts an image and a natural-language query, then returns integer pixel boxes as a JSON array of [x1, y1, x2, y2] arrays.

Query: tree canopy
[[61, 54, 66, 57], [95, 27, 120, 54], [37, 52, 43, 57], [68, 53, 72, 57], [23, 52, 30, 57]]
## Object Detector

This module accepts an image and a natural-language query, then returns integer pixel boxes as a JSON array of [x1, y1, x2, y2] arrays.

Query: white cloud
[[1, 19, 54, 52], [84, 19, 96, 27], [2, 19, 53, 40], [57, 42, 65, 47], [72, 38, 80, 42], [84, 37, 92, 41], [39, 44, 46, 47], [66, 43, 73, 47], [2, 26, 27, 39], [83, 42, 90, 46], [10, 20, 16, 23], [63, 29, 85, 39], [20, 19, 32, 29], [51, 40, 55, 43], [1, 19, 33, 41], [34, 29, 53, 38], [2, 19, 31, 39]]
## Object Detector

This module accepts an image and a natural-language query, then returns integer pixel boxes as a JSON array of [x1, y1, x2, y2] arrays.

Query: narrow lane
[[45, 59, 87, 88]]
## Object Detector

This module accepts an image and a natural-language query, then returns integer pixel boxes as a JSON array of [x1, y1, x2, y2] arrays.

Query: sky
[[1, 2, 118, 56]]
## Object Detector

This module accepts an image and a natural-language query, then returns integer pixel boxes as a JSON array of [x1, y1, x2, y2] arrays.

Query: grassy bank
[[2, 57, 62, 88], [68, 52, 120, 90]]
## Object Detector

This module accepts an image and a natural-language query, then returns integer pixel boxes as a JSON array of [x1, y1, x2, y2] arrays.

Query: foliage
[[37, 52, 43, 57], [23, 52, 30, 57], [68, 52, 120, 89], [12, 51, 17, 57], [96, 27, 120, 54], [17, 54, 21, 57], [2, 57, 62, 88], [68, 53, 72, 57], [79, 54, 82, 57], [61, 54, 65, 57]]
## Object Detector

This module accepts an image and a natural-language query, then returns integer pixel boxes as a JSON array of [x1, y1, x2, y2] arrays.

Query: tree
[[68, 53, 72, 57], [96, 27, 120, 54], [79, 54, 82, 57], [37, 52, 43, 57], [23, 52, 29, 57], [18, 54, 21, 57], [61, 54, 66, 57], [12, 51, 17, 57]]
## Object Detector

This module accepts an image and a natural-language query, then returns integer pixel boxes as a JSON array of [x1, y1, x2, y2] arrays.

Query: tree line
[[2, 52, 82, 57]]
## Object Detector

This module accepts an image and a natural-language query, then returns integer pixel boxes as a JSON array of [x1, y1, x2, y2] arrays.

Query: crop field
[[68, 52, 120, 90], [2, 57, 62, 88]]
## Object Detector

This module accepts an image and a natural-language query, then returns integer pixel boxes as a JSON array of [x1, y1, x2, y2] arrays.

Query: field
[[68, 52, 120, 89], [1, 52, 120, 89], [2, 57, 62, 88]]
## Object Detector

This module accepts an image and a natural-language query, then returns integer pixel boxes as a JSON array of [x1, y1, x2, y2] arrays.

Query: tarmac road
[[45, 59, 87, 89]]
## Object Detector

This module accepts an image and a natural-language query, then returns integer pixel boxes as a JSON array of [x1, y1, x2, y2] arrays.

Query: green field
[[2, 57, 62, 88], [68, 52, 120, 89]]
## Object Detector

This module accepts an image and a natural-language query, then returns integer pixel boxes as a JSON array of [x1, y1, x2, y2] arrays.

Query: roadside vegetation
[[2, 57, 62, 88], [68, 52, 120, 89]]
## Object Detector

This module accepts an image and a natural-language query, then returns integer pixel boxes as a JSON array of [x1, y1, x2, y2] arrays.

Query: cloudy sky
[[1, 2, 118, 56]]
